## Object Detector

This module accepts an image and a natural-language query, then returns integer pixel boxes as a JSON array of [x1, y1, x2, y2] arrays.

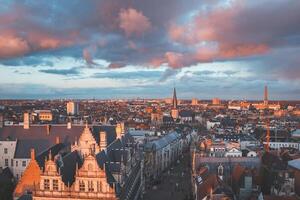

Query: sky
[[0, 0, 299, 100]]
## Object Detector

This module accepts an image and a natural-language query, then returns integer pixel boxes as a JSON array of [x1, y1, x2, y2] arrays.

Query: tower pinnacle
[[172, 87, 178, 109]]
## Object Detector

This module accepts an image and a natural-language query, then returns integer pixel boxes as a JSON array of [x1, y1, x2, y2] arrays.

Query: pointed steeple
[[172, 87, 178, 109], [264, 85, 268, 105]]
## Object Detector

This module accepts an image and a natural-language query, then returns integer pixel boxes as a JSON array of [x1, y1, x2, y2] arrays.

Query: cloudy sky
[[0, 0, 299, 99]]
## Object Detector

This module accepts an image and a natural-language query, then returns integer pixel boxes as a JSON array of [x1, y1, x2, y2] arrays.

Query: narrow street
[[143, 151, 193, 200]]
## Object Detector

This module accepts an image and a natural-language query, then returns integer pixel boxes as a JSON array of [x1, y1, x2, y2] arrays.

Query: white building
[[206, 120, 221, 130], [67, 101, 79, 115], [0, 139, 17, 170], [264, 141, 300, 150], [225, 148, 242, 157]]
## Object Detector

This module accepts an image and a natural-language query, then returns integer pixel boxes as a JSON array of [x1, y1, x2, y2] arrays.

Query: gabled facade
[[72, 124, 100, 158], [33, 153, 116, 200]]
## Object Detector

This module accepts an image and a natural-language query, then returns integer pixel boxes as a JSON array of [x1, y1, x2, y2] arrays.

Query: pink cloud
[[119, 8, 151, 37], [164, 1, 272, 68], [0, 34, 30, 59]]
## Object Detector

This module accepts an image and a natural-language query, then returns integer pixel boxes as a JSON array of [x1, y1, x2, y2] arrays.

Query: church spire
[[172, 87, 178, 109]]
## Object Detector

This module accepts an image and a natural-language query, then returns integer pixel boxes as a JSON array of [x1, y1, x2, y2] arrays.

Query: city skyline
[[0, 0, 300, 99]]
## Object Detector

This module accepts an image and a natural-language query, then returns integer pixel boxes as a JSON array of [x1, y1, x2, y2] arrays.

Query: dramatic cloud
[[0, 0, 300, 99], [118, 8, 151, 37], [0, 34, 30, 59]]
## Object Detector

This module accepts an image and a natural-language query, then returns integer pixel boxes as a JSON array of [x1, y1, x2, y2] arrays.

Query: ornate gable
[[72, 124, 100, 158]]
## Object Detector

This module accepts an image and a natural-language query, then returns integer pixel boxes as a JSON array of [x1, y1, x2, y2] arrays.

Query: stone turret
[[99, 131, 107, 151], [116, 123, 122, 139]]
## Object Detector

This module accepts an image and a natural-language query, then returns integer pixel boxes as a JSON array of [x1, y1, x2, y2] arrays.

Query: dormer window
[[44, 179, 50, 190], [88, 181, 94, 192], [79, 181, 85, 192], [53, 180, 58, 191]]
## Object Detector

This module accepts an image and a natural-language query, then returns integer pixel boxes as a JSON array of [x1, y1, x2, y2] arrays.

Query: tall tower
[[172, 88, 178, 109], [171, 88, 179, 119], [264, 85, 268, 105]]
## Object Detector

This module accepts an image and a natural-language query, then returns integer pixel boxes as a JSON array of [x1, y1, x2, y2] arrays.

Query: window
[[53, 180, 58, 191], [4, 148, 8, 154], [11, 159, 13, 167], [16, 161, 18, 167], [88, 181, 94, 192], [5, 159, 8, 166], [44, 179, 50, 190], [79, 181, 85, 192], [22, 161, 26, 167]]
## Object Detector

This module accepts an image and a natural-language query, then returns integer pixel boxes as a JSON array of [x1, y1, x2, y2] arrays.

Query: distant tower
[[191, 98, 198, 106], [172, 87, 178, 109], [116, 123, 122, 139], [264, 85, 268, 105], [171, 88, 179, 119]]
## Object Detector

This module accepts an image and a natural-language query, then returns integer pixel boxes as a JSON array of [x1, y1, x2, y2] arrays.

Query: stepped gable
[[14, 149, 41, 197]]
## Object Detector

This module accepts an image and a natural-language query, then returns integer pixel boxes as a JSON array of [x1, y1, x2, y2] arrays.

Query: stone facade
[[33, 153, 116, 200]]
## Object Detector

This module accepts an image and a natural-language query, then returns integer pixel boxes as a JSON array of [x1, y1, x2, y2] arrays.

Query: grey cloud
[[39, 67, 80, 76]]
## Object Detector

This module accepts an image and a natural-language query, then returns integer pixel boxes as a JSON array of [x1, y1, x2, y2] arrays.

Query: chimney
[[55, 136, 60, 144], [46, 124, 51, 135], [99, 131, 107, 151], [116, 123, 122, 139], [23, 112, 30, 129], [67, 121, 72, 129], [0, 113, 3, 128], [30, 148, 35, 160]]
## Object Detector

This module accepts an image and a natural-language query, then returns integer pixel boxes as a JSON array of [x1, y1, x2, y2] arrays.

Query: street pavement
[[143, 151, 193, 200]]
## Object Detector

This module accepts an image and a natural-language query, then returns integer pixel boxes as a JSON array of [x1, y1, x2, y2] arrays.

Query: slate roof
[[144, 132, 181, 151], [35, 143, 66, 168], [288, 158, 300, 170], [17, 194, 32, 200], [179, 110, 194, 118], [0, 167, 13, 184], [92, 125, 117, 146], [14, 139, 51, 159], [60, 151, 83, 186], [0, 124, 117, 147]]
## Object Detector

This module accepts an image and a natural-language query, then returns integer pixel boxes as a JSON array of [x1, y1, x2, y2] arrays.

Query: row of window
[[43, 179, 105, 192], [44, 179, 59, 191], [4, 159, 26, 167], [270, 143, 299, 148]]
